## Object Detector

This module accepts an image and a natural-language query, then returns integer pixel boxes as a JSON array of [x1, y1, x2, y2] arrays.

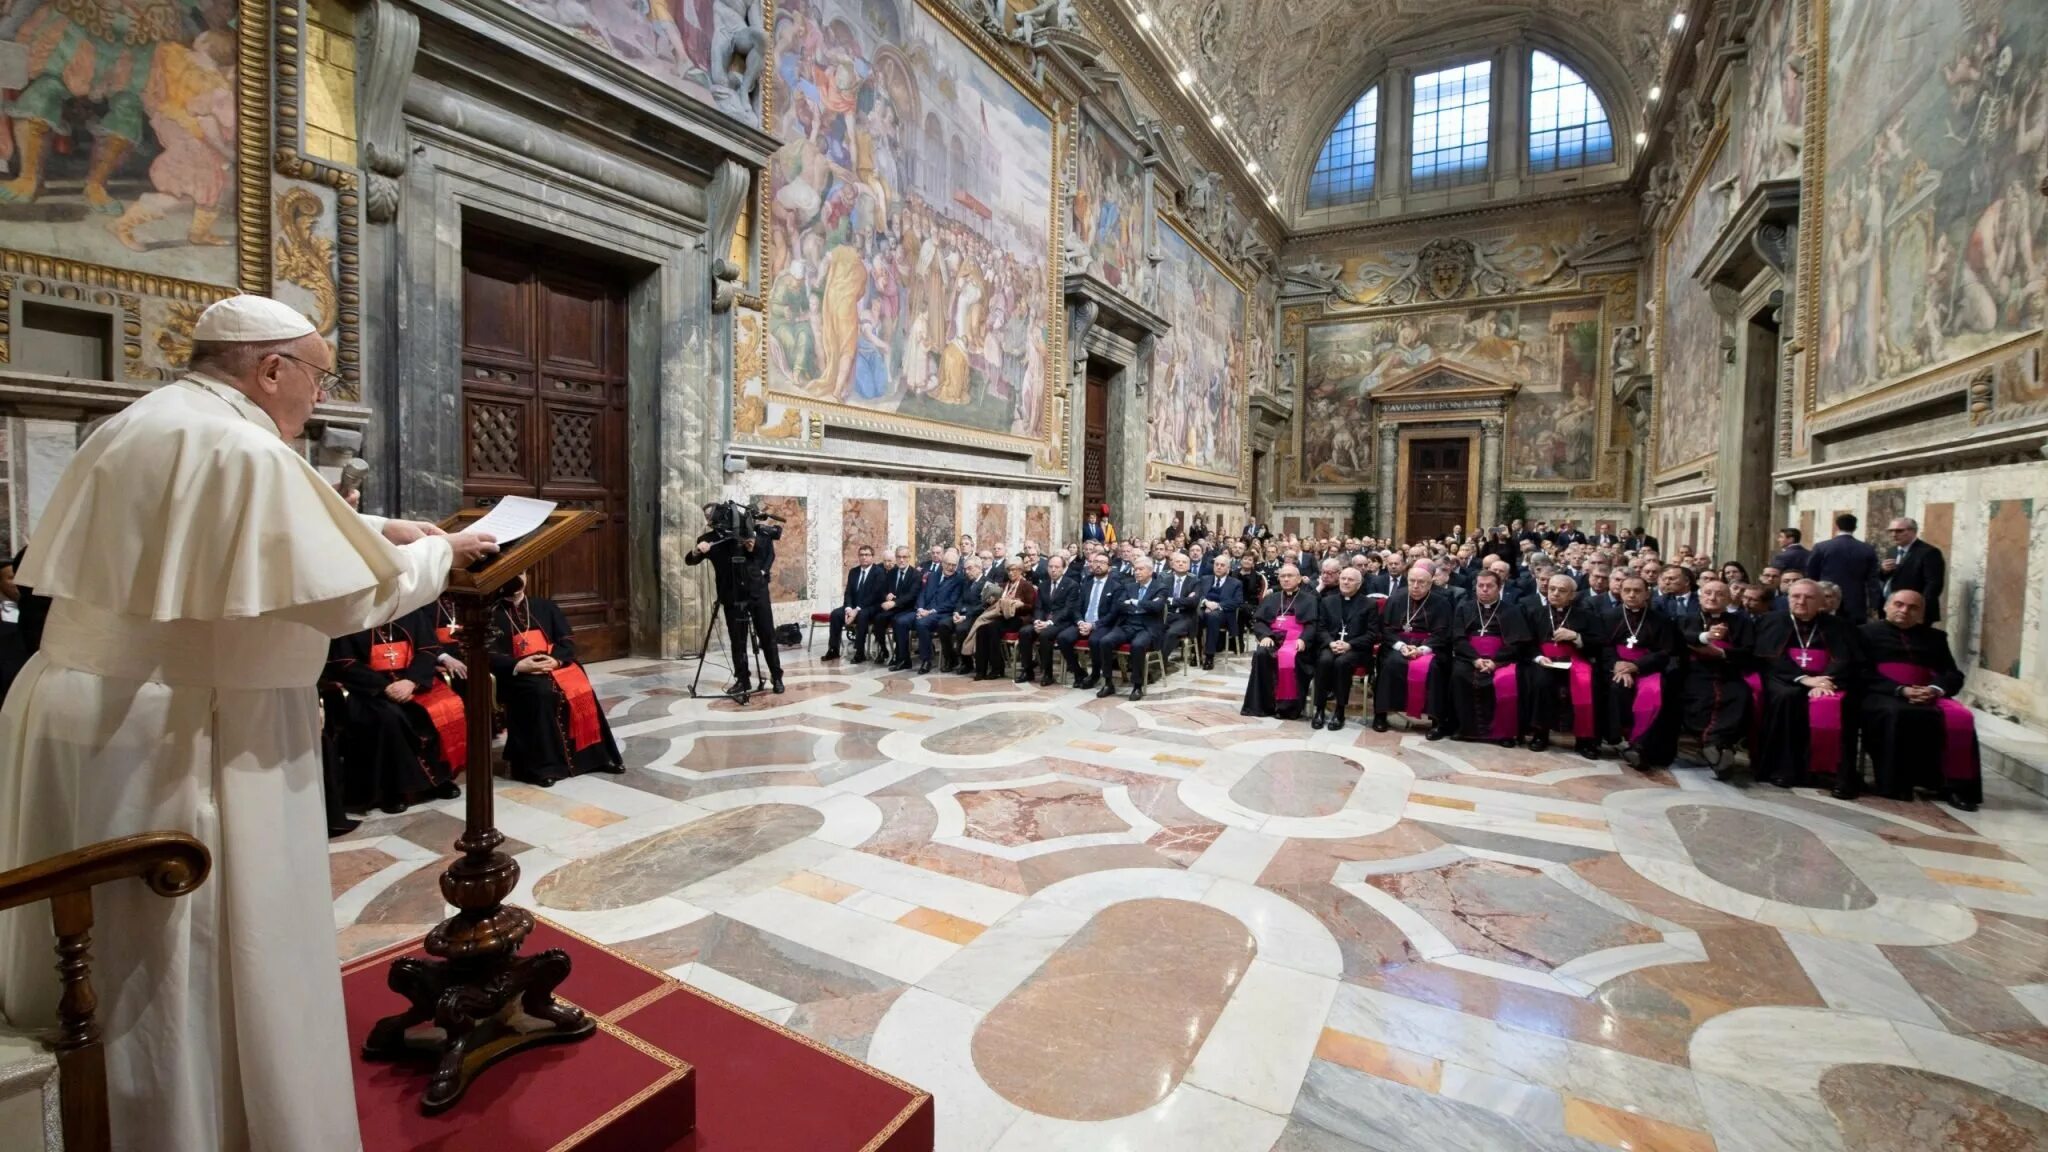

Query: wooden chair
[[0, 833, 212, 1152], [1115, 643, 1167, 687]]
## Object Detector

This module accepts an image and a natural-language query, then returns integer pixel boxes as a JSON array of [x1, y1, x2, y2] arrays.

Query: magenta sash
[[1398, 629, 1435, 719], [1615, 644, 1662, 745], [1272, 614, 1305, 701], [1789, 646, 1842, 776], [1468, 635, 1519, 739], [1877, 662, 1976, 782], [1538, 641, 1597, 739]]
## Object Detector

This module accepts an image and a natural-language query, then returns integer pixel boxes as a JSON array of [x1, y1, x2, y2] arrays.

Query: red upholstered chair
[[807, 611, 831, 653], [1114, 643, 1167, 686]]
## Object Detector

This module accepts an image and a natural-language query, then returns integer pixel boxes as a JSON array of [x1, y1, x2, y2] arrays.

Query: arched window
[[1306, 86, 1379, 209], [1410, 60, 1492, 190], [1527, 50, 1613, 172]]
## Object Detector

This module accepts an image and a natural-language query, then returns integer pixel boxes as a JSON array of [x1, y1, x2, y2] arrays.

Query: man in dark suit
[[1192, 554, 1243, 669], [1020, 542, 1050, 585], [867, 546, 922, 664], [1160, 552, 1204, 665], [1554, 520, 1586, 548], [824, 545, 888, 662], [945, 556, 996, 673], [1094, 556, 1167, 700], [1591, 525, 1619, 547], [1807, 513, 1880, 620], [1624, 526, 1659, 553], [1653, 565, 1697, 620], [893, 550, 963, 673], [1578, 560, 1617, 614], [1880, 516, 1946, 624], [1017, 553, 1078, 685], [1769, 527, 1812, 574], [1065, 552, 1122, 689]]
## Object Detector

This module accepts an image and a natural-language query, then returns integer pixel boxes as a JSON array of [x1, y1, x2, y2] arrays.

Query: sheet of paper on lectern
[[463, 496, 556, 545]]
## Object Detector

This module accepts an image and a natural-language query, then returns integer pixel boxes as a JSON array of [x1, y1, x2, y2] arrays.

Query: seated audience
[[1446, 567, 1529, 746], [966, 558, 1036, 680], [1372, 564, 1452, 735], [1242, 563, 1319, 719], [1599, 574, 1680, 770], [823, 545, 887, 662], [1018, 553, 1077, 685], [1859, 590, 1979, 810], [489, 572, 624, 786], [1311, 567, 1375, 731], [1752, 579, 1860, 798], [325, 606, 464, 813]]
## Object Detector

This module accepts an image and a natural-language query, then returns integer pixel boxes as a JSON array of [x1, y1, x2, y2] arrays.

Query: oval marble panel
[[534, 803, 822, 912], [971, 898, 1254, 1120], [1230, 751, 1363, 818], [922, 711, 1060, 756], [1819, 1064, 2048, 1151], [1667, 805, 1877, 910]]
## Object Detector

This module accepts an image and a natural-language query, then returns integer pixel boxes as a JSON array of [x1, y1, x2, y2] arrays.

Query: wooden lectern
[[361, 508, 600, 1113]]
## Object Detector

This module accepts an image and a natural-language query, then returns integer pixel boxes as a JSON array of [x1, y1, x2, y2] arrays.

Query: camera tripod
[[686, 599, 771, 705]]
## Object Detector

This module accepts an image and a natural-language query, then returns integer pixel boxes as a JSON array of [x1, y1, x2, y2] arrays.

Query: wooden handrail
[[0, 832, 211, 1152]]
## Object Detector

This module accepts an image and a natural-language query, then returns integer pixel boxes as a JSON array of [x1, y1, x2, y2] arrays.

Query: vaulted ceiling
[[1137, 0, 1670, 205]]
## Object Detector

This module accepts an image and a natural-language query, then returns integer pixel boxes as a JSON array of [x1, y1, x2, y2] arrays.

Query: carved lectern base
[[361, 904, 596, 1113]]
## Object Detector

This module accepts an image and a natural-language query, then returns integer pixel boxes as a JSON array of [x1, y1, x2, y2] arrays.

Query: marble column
[[1103, 339, 1151, 527], [1377, 422, 1399, 539], [1478, 418, 1503, 529]]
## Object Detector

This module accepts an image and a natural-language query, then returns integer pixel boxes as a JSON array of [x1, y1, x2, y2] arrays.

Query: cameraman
[[686, 502, 785, 694]]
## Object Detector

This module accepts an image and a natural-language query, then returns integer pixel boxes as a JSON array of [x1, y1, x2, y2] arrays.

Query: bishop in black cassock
[[1312, 568, 1377, 731], [1242, 565, 1320, 719], [1753, 580, 1861, 798], [1859, 590, 1979, 810], [1523, 575, 1604, 757], [1372, 567, 1452, 734], [1446, 569, 1530, 745], [1678, 582, 1756, 776], [1599, 575, 1680, 770]]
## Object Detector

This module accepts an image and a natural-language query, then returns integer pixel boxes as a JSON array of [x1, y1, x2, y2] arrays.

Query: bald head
[[1884, 589, 1926, 627]]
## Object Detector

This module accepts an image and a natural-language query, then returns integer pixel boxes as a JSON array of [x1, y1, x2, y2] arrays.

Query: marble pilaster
[[1478, 420, 1503, 529], [1377, 424, 1400, 539]]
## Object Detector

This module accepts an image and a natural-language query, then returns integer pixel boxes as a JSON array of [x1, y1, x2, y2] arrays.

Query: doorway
[[1403, 437, 1470, 544], [1082, 365, 1110, 513], [460, 229, 632, 660]]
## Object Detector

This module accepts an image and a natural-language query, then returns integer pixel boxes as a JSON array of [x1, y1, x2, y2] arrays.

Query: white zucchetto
[[191, 294, 317, 343]]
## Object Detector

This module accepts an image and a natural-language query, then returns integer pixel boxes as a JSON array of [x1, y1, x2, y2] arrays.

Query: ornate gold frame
[[747, 0, 1067, 460], [1652, 120, 1731, 480], [1149, 208, 1252, 492], [271, 0, 363, 403]]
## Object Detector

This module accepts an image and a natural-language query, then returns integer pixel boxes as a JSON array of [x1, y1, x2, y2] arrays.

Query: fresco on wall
[[1149, 214, 1245, 479], [842, 498, 890, 568], [0, 11, 240, 282], [1298, 297, 1604, 485], [913, 486, 957, 553], [756, 495, 809, 603], [1656, 132, 1736, 471], [1817, 0, 2047, 408], [1325, 214, 1600, 307], [1071, 116, 1145, 295], [1738, 0, 1804, 198], [499, 0, 769, 115], [764, 0, 1054, 440]]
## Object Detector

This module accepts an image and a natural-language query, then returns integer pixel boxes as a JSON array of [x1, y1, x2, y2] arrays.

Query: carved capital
[[358, 0, 420, 225]]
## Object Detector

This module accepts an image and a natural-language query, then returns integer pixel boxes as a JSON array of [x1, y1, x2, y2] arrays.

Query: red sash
[[1877, 662, 1977, 783], [1788, 646, 1842, 777], [513, 627, 601, 751], [1538, 641, 1597, 739], [369, 637, 412, 672], [1271, 614, 1305, 701], [1466, 635, 1519, 739], [436, 625, 459, 646], [1613, 645, 1663, 745], [414, 678, 467, 773], [1398, 630, 1435, 720]]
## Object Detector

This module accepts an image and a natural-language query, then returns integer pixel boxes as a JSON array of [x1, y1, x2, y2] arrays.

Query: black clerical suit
[[1447, 596, 1531, 743], [1241, 587, 1320, 718], [491, 591, 624, 784], [1018, 568, 1079, 683], [1095, 575, 1167, 695], [1597, 604, 1680, 768], [326, 606, 458, 813], [1313, 590, 1377, 726], [1372, 591, 1452, 728], [1858, 621, 1978, 806], [1752, 611, 1861, 794], [685, 524, 784, 688], [825, 561, 888, 660]]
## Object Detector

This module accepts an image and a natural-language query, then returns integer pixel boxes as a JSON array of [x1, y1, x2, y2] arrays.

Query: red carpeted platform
[[344, 919, 933, 1152]]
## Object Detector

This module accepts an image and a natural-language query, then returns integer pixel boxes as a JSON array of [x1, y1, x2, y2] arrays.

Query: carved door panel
[[1404, 438, 1469, 544], [1082, 367, 1109, 513], [461, 239, 630, 660]]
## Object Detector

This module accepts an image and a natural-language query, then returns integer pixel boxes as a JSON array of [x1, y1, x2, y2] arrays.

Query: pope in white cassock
[[0, 295, 498, 1151]]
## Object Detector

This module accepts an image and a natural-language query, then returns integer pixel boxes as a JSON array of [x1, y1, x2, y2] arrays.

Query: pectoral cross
[[1336, 625, 1347, 643]]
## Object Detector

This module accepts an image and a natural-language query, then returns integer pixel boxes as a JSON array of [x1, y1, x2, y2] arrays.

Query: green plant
[[1499, 490, 1530, 526], [1350, 489, 1374, 535]]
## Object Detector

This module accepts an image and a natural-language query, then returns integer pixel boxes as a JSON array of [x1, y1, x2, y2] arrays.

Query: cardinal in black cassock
[[1447, 570, 1530, 745], [491, 574, 624, 786], [1753, 580, 1861, 798], [1372, 566, 1451, 734], [1859, 590, 1979, 810], [325, 605, 465, 814], [1678, 583, 1756, 776], [1599, 575, 1680, 770], [1242, 565, 1320, 719]]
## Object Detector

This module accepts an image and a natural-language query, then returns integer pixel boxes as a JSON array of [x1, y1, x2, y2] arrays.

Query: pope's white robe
[[0, 375, 452, 1152]]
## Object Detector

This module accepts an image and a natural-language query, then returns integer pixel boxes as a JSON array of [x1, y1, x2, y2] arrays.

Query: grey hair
[[189, 337, 299, 381]]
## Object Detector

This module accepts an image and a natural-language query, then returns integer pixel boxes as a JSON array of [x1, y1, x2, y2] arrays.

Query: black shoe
[[1622, 747, 1645, 770], [1576, 740, 1598, 760], [1014, 672, 1032, 683], [888, 661, 910, 672], [1499, 738, 1519, 748], [918, 662, 932, 674], [849, 653, 867, 665], [1529, 735, 1551, 753], [1129, 685, 1145, 701], [600, 762, 626, 774], [1202, 657, 1215, 670], [1327, 716, 1346, 732], [1771, 776, 1795, 789], [1426, 728, 1449, 741], [432, 780, 462, 801], [328, 818, 362, 838], [1950, 793, 1980, 812], [1829, 784, 1860, 800], [772, 677, 785, 694], [821, 650, 841, 662], [378, 800, 408, 814], [1371, 715, 1390, 733], [1311, 710, 1326, 730], [1041, 674, 1057, 687], [1096, 681, 1117, 698], [1078, 674, 1099, 690]]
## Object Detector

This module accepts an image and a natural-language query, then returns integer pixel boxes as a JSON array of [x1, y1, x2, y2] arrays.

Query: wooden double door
[[460, 233, 631, 660], [1403, 437, 1470, 544]]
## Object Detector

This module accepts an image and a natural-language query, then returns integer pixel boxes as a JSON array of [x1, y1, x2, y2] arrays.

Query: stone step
[[1975, 708, 2048, 800]]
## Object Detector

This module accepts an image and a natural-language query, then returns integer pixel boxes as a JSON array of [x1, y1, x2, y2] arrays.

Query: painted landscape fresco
[[1737, 0, 1803, 197], [1149, 215, 1246, 478], [1297, 298, 1603, 486], [504, 0, 717, 105], [1071, 116, 1146, 295], [764, 0, 1055, 440], [1816, 0, 2047, 407], [0, 5, 240, 282], [1657, 133, 1736, 471]]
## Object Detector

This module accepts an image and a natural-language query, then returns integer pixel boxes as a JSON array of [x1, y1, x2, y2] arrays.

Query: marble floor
[[330, 648, 2048, 1152]]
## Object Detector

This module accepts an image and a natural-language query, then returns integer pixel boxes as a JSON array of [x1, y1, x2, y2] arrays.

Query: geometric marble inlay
[[1229, 750, 1363, 818], [923, 710, 1060, 755], [971, 898, 1255, 1120], [1819, 1064, 2048, 1151], [533, 803, 823, 911], [1668, 804, 1878, 911], [1366, 856, 1659, 972], [959, 780, 1129, 847]]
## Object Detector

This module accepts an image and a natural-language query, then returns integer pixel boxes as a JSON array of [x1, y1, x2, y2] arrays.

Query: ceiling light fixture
[[1136, 10, 1153, 29], [1210, 112, 1226, 127], [1670, 11, 1685, 30], [1648, 85, 1661, 101], [1177, 67, 1195, 84], [1634, 130, 1648, 145], [1265, 192, 1279, 206], [1246, 160, 1260, 174]]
